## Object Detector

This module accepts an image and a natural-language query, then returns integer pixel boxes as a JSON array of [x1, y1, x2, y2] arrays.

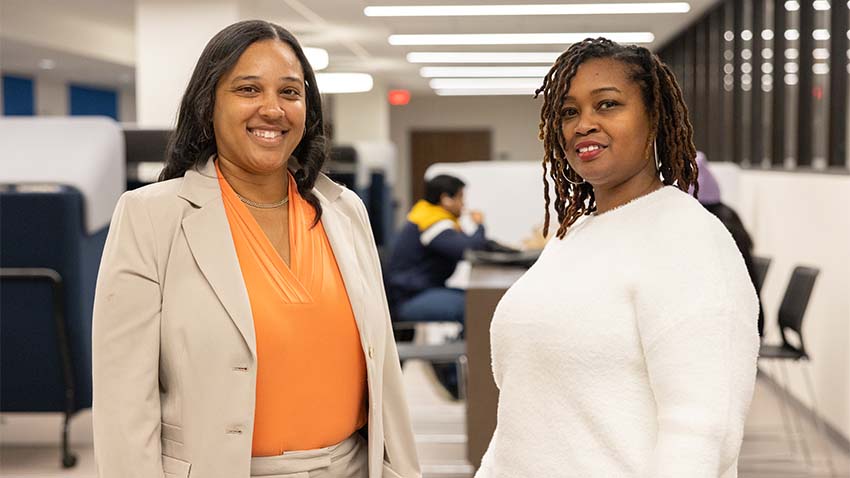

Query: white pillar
[[331, 80, 390, 143], [0, 69, 6, 116], [135, 0, 239, 128], [119, 87, 137, 124], [35, 76, 69, 116]]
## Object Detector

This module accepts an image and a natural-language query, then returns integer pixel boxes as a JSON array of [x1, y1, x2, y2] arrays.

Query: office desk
[[465, 264, 527, 469]]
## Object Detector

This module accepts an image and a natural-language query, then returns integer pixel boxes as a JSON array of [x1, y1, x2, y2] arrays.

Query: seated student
[[385, 175, 488, 397], [386, 174, 487, 324]]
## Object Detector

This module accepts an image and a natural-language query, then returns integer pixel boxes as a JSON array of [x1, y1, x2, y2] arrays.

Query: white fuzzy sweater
[[476, 187, 760, 478]]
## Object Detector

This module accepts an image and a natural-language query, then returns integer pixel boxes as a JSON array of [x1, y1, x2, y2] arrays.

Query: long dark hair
[[536, 37, 698, 238], [160, 19, 328, 222]]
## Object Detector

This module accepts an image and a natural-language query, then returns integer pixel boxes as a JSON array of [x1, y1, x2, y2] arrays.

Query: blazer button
[[368, 345, 374, 359]]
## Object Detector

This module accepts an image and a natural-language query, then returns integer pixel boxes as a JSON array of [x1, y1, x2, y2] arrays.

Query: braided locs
[[536, 38, 698, 239]]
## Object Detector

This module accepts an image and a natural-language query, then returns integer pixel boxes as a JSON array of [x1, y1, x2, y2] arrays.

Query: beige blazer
[[92, 159, 420, 478]]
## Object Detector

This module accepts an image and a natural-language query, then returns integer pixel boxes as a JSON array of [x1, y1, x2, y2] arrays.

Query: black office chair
[[758, 266, 835, 475], [760, 266, 817, 361], [752, 255, 771, 294]]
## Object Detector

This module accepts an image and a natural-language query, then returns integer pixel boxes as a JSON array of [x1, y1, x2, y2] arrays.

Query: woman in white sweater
[[476, 38, 760, 478]]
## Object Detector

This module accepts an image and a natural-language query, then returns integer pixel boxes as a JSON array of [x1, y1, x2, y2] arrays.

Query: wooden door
[[409, 130, 491, 203]]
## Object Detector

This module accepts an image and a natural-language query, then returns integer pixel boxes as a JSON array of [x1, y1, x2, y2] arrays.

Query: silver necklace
[[236, 193, 289, 209]]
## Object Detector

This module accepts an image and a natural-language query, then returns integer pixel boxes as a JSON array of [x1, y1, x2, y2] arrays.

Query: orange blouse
[[216, 162, 368, 456]]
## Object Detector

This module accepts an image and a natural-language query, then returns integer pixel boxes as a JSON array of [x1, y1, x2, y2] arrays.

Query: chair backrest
[[777, 266, 819, 357], [752, 256, 772, 293], [0, 187, 102, 412]]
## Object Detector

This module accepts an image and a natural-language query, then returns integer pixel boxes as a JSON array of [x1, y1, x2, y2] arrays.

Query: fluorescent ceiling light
[[812, 29, 830, 41], [420, 66, 551, 78], [316, 73, 373, 93], [813, 63, 830, 75], [407, 52, 562, 63], [303, 47, 329, 71], [389, 32, 655, 46], [365, 3, 689, 16], [429, 78, 543, 89], [435, 88, 539, 96]]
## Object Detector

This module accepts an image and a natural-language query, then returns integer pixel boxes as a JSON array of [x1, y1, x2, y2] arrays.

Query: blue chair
[[0, 117, 124, 468]]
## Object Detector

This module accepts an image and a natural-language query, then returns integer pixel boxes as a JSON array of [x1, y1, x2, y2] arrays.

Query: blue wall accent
[[2, 75, 35, 116], [69, 84, 118, 120]]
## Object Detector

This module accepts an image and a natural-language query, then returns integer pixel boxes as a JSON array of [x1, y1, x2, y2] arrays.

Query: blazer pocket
[[161, 422, 185, 460], [161, 422, 183, 443], [162, 454, 191, 478], [381, 461, 404, 478]]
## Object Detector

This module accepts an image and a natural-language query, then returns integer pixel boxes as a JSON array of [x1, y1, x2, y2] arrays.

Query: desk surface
[[467, 264, 527, 289]]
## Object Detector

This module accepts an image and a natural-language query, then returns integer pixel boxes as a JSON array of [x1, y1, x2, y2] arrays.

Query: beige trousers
[[250, 434, 368, 478]]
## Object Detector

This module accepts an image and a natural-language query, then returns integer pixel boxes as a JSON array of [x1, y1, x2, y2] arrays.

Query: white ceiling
[[0, 0, 720, 93]]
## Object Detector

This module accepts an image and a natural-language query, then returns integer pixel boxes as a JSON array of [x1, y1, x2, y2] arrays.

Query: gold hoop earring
[[564, 167, 586, 185], [654, 139, 662, 171]]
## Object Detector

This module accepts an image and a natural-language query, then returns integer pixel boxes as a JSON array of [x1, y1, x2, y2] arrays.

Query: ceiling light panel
[[420, 66, 551, 77], [316, 73, 373, 93], [435, 88, 539, 96], [429, 77, 543, 89], [389, 32, 655, 46], [365, 3, 690, 16], [303, 47, 329, 71], [407, 52, 562, 63]]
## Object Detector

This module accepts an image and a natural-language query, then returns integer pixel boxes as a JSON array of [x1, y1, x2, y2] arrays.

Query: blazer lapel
[[179, 161, 256, 358], [317, 190, 370, 345]]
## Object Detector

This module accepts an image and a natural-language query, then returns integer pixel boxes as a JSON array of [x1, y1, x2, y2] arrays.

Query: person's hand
[[470, 210, 485, 225]]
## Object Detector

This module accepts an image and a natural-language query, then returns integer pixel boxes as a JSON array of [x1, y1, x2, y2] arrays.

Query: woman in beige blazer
[[92, 20, 419, 478]]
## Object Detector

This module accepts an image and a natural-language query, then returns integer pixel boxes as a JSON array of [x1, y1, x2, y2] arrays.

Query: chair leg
[[457, 355, 469, 401], [61, 411, 77, 468], [801, 363, 837, 477], [767, 361, 799, 456], [780, 361, 812, 466]]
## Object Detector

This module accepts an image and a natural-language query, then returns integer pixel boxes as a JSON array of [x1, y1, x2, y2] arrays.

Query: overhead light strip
[[365, 3, 690, 17], [435, 89, 539, 96], [421, 66, 551, 78], [407, 52, 562, 63], [303, 47, 329, 71], [429, 78, 543, 89], [316, 73, 374, 93], [389, 32, 655, 46]]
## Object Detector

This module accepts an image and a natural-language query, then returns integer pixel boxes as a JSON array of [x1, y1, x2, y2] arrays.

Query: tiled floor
[[2, 361, 848, 477]]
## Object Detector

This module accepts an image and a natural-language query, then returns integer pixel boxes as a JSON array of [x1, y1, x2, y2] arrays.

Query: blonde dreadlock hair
[[536, 37, 698, 239]]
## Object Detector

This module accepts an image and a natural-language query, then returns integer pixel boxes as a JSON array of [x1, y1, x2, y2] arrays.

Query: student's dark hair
[[536, 37, 698, 239], [424, 175, 466, 204], [160, 19, 327, 223]]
